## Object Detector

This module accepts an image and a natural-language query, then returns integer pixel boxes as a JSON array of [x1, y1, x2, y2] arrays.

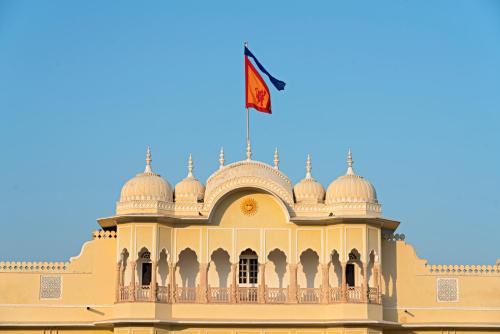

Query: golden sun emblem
[[240, 198, 258, 216]]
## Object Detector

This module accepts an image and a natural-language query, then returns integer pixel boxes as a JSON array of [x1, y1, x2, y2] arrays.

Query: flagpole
[[244, 41, 250, 148]]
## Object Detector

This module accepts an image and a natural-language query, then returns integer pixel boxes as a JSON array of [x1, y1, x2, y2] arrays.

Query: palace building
[[0, 145, 499, 334]]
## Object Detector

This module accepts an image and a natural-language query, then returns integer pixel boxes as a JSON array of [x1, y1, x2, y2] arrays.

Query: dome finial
[[187, 153, 194, 178], [346, 148, 354, 175], [274, 148, 279, 169], [219, 147, 225, 169], [246, 141, 252, 160], [144, 146, 153, 173], [306, 154, 312, 179]]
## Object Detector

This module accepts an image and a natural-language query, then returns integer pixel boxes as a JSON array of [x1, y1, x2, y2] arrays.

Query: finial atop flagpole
[[274, 148, 279, 169], [219, 147, 225, 169], [144, 146, 152, 173]]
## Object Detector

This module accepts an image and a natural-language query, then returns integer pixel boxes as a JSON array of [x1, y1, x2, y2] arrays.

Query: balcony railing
[[208, 287, 231, 303], [237, 287, 258, 303], [117, 284, 381, 305], [265, 287, 288, 303], [176, 286, 197, 303], [329, 287, 342, 302], [157, 285, 170, 303], [298, 288, 321, 303], [346, 286, 362, 303]]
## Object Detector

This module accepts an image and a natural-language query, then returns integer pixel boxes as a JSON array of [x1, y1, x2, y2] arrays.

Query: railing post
[[169, 262, 176, 303], [151, 261, 157, 302], [198, 262, 208, 303], [130, 261, 136, 301], [258, 262, 266, 303], [231, 263, 238, 303], [115, 261, 122, 302], [288, 264, 298, 303], [362, 263, 368, 302], [341, 262, 347, 302], [321, 263, 330, 304]]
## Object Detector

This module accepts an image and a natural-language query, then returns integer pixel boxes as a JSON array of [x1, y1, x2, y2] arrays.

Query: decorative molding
[[426, 264, 500, 276], [382, 233, 406, 241]]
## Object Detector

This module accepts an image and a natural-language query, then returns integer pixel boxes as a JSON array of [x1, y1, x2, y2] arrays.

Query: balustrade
[[346, 286, 362, 303], [208, 287, 231, 303], [298, 288, 321, 303], [237, 287, 258, 303], [329, 287, 342, 303], [265, 287, 288, 303], [368, 287, 379, 304], [136, 284, 151, 301], [157, 285, 170, 303], [176, 286, 197, 303]]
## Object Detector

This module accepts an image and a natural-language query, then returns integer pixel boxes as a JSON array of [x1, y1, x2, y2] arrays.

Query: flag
[[245, 46, 286, 114]]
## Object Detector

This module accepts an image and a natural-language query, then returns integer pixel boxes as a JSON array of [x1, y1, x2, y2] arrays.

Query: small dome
[[175, 154, 205, 203], [294, 155, 325, 204], [117, 147, 173, 215], [326, 150, 380, 216]]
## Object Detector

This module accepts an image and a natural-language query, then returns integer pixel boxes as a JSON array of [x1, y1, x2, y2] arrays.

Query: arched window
[[239, 249, 258, 285], [138, 248, 152, 286], [346, 263, 355, 287]]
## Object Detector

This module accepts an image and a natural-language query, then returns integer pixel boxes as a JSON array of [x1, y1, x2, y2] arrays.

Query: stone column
[[151, 261, 157, 302], [130, 261, 136, 301], [321, 263, 330, 304], [169, 262, 176, 303], [374, 263, 381, 303], [288, 264, 298, 303], [362, 263, 368, 302], [231, 263, 238, 303], [341, 262, 347, 302], [115, 262, 122, 302], [198, 263, 208, 303], [258, 263, 266, 303]]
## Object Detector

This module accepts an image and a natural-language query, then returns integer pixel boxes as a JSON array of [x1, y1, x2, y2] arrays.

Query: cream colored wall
[[0, 232, 116, 324], [381, 238, 500, 324]]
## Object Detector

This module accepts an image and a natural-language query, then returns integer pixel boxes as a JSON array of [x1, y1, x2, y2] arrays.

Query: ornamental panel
[[40, 275, 62, 299], [437, 277, 458, 302]]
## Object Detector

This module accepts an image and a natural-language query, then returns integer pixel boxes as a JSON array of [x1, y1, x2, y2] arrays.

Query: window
[[142, 263, 152, 286], [239, 249, 258, 285], [346, 263, 355, 287]]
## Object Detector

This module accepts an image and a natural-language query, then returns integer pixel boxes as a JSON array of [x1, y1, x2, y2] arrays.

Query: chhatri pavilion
[[0, 144, 499, 334]]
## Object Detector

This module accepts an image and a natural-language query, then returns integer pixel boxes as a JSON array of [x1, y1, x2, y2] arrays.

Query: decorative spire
[[219, 147, 225, 169], [305, 154, 312, 179], [346, 149, 354, 175], [273, 148, 279, 169], [144, 146, 153, 173], [246, 141, 252, 160], [187, 153, 194, 178]]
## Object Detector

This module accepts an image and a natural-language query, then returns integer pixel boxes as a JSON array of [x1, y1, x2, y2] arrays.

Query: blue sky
[[0, 1, 499, 264]]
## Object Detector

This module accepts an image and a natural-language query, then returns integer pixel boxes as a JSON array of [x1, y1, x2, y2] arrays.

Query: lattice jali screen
[[437, 277, 458, 302], [40, 275, 62, 299]]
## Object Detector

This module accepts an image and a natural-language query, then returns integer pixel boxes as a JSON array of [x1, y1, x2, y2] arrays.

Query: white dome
[[175, 154, 205, 203], [325, 150, 381, 216], [116, 147, 173, 215], [294, 155, 325, 204]]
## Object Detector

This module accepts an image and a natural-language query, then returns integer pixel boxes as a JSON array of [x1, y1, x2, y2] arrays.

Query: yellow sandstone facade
[[1, 146, 499, 334]]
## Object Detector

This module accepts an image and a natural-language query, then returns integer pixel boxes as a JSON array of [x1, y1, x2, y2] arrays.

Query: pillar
[[231, 263, 238, 303], [374, 263, 381, 303], [321, 263, 330, 304], [258, 262, 266, 303], [130, 261, 136, 301], [198, 263, 208, 303], [151, 261, 157, 302], [169, 262, 176, 303], [341, 262, 347, 302], [362, 263, 368, 302], [115, 262, 122, 302], [288, 264, 298, 303]]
